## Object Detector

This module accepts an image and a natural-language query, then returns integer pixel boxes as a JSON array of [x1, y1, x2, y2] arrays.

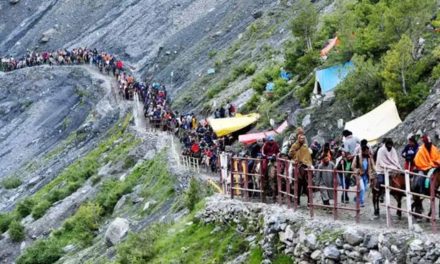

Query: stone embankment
[[197, 195, 440, 264]]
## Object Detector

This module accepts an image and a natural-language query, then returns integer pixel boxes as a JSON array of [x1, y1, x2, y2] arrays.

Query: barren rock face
[[0, 0, 276, 100]]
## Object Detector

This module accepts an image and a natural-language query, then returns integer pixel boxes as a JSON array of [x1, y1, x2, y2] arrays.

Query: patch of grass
[[208, 50, 218, 59], [144, 223, 249, 263], [1, 177, 22, 189], [317, 229, 343, 243], [273, 254, 294, 264], [248, 247, 264, 264], [31, 200, 52, 219], [0, 213, 14, 233], [17, 239, 63, 264], [116, 224, 164, 264], [16, 198, 35, 218], [28, 115, 136, 220], [123, 156, 136, 170], [9, 220, 25, 242], [53, 203, 102, 247], [184, 178, 201, 211], [18, 152, 174, 263]]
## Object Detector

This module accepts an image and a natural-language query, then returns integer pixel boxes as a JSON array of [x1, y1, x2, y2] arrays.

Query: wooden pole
[[384, 169, 392, 228], [404, 170, 413, 229]]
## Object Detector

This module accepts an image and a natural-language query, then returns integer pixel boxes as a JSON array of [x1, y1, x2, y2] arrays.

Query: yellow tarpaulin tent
[[208, 113, 260, 137], [345, 99, 402, 144]]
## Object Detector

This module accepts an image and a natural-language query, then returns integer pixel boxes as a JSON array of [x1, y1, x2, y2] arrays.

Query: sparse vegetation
[[9, 220, 25, 242], [0, 213, 14, 233], [1, 177, 22, 189], [184, 178, 201, 211], [18, 151, 175, 263]]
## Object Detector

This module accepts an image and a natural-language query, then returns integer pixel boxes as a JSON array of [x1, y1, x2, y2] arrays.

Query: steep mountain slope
[[1, 0, 440, 263]]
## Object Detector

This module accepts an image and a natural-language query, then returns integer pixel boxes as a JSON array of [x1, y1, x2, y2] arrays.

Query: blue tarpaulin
[[314, 61, 354, 94], [280, 70, 292, 81], [265, 82, 275, 92]]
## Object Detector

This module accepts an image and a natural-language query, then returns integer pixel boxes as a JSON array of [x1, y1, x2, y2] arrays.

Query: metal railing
[[221, 156, 362, 222], [383, 168, 437, 232], [180, 155, 200, 173]]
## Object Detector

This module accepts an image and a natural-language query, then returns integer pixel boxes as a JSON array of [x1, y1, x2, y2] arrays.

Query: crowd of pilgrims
[[2, 48, 439, 210]]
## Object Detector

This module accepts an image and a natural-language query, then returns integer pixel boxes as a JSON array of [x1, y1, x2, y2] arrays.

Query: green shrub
[[2, 177, 22, 189], [90, 175, 101, 185], [244, 63, 257, 76], [17, 239, 63, 264], [60, 203, 102, 246], [208, 50, 217, 59], [123, 156, 136, 169], [16, 199, 35, 218], [0, 213, 14, 233], [9, 220, 25, 242], [184, 178, 201, 211], [31, 200, 52, 219], [95, 180, 132, 215], [116, 225, 163, 264]]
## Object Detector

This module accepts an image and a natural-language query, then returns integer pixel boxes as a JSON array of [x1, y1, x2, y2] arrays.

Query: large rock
[[367, 250, 383, 264], [105, 218, 130, 246], [40, 28, 57, 43], [9, 0, 20, 4], [409, 239, 424, 251], [323, 245, 340, 260], [343, 228, 364, 246]]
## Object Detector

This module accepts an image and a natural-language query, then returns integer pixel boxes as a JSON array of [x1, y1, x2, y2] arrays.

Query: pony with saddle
[[372, 168, 440, 221]]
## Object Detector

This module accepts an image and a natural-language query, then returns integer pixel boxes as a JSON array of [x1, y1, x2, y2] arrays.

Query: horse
[[411, 168, 440, 220], [371, 171, 405, 219]]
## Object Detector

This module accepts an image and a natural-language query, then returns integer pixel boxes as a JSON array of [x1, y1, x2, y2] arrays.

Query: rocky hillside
[[1, 0, 440, 263]]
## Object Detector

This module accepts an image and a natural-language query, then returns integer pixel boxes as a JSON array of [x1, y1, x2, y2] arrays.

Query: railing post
[[294, 164, 299, 210], [384, 169, 392, 228], [286, 160, 292, 209], [404, 170, 413, 230], [230, 158, 234, 199], [333, 169, 338, 221], [355, 172, 360, 224], [277, 159, 282, 205], [260, 158, 264, 203], [430, 172, 437, 233], [243, 159, 249, 201], [307, 169, 314, 218]]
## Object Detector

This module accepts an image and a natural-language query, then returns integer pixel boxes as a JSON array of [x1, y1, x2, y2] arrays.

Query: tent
[[208, 113, 260, 137], [320, 37, 340, 58], [344, 100, 402, 144], [313, 61, 354, 95], [238, 121, 289, 145]]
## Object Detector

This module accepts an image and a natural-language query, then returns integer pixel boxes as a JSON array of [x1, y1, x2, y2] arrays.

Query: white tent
[[344, 100, 402, 144]]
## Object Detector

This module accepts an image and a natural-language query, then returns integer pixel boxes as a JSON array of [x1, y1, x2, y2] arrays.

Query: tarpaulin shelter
[[238, 121, 289, 145], [313, 61, 354, 95], [320, 37, 340, 58], [208, 113, 260, 137], [344, 99, 402, 144]]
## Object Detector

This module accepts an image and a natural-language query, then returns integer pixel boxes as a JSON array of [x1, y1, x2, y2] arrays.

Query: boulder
[[40, 28, 56, 43], [9, 0, 20, 4], [311, 250, 322, 260], [105, 218, 130, 246], [252, 10, 263, 19], [364, 234, 379, 249], [367, 250, 383, 264], [305, 233, 318, 250], [323, 245, 340, 260], [409, 239, 424, 251], [343, 229, 364, 246]]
